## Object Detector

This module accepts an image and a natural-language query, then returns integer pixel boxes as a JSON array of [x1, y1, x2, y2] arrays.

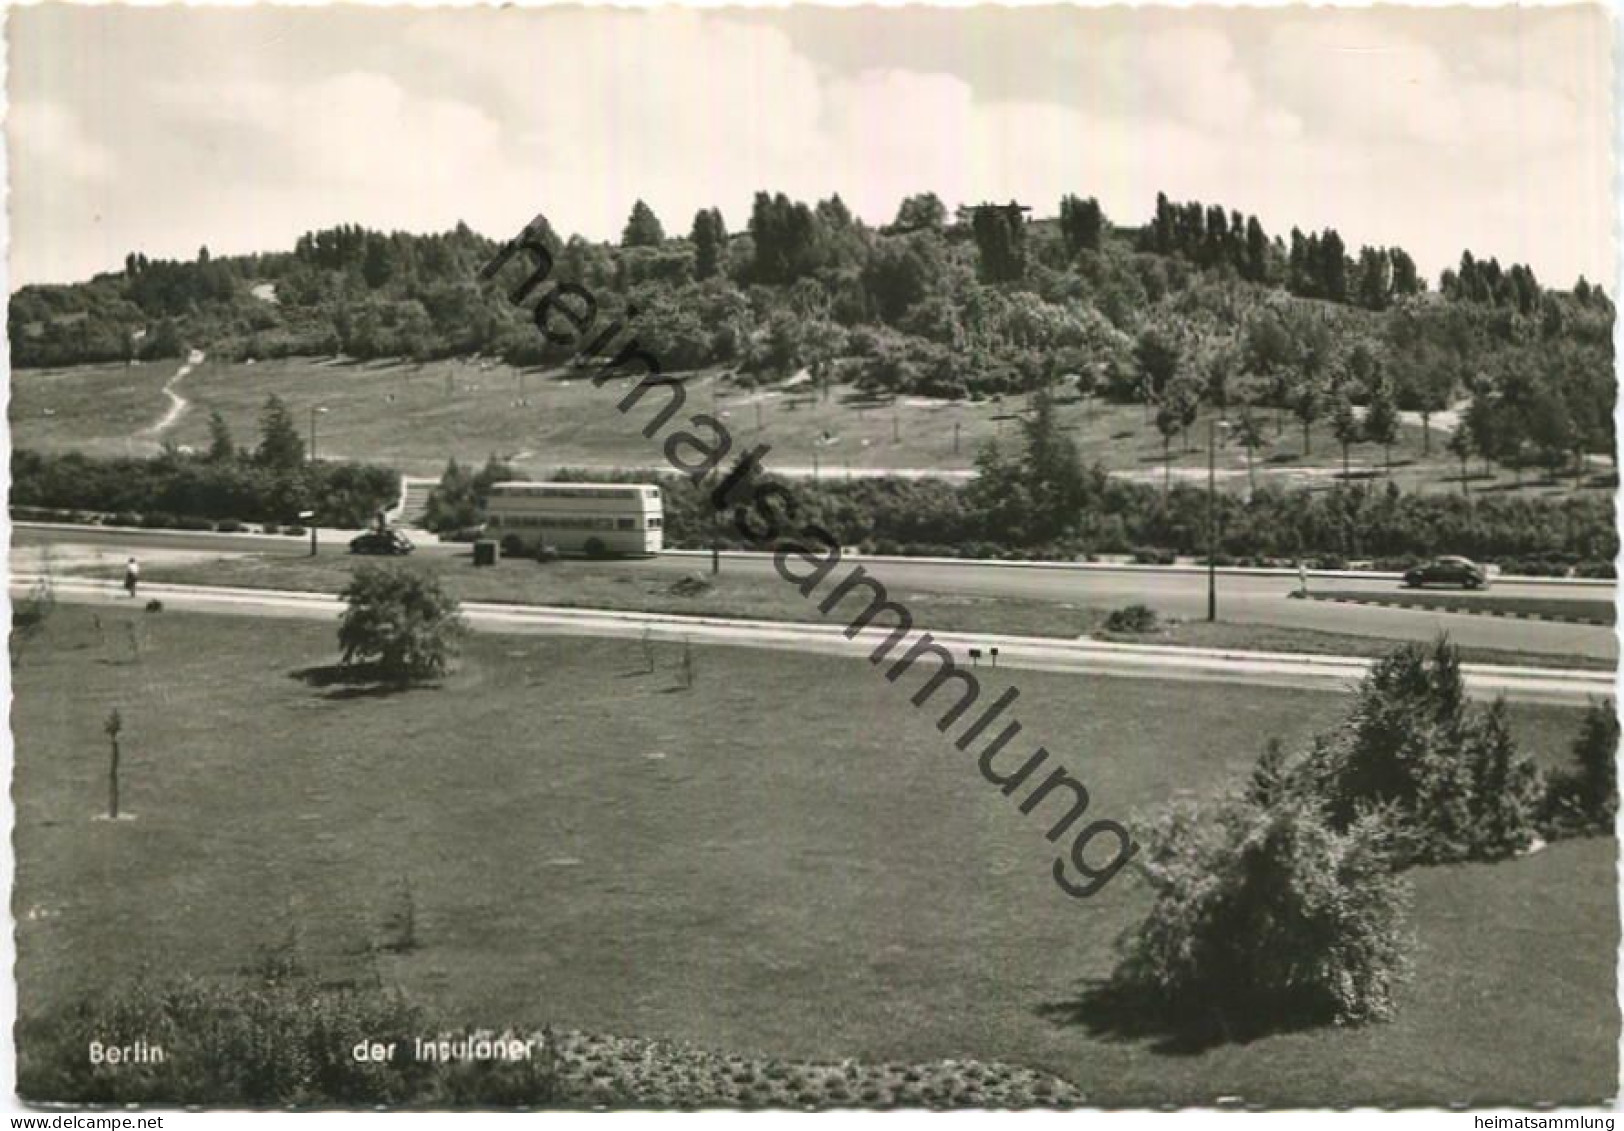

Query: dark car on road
[[1402, 556, 1488, 589], [348, 529, 415, 556]]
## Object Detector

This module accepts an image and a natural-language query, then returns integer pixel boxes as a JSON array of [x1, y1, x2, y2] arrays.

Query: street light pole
[[1207, 416, 1217, 622], [711, 480, 721, 576], [308, 406, 326, 558]]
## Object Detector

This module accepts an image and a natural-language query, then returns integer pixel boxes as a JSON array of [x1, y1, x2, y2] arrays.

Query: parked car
[[1402, 555, 1488, 589], [349, 529, 415, 556]]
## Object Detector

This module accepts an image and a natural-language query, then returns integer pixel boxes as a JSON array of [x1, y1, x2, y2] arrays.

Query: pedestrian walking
[[1297, 557, 1308, 597], [123, 556, 140, 599]]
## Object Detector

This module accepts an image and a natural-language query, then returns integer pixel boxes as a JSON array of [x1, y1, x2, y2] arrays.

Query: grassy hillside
[[13, 354, 1610, 500], [10, 359, 193, 459]]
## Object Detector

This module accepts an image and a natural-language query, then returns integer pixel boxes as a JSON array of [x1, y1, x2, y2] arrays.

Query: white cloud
[[5, 6, 1613, 290], [9, 101, 112, 182]]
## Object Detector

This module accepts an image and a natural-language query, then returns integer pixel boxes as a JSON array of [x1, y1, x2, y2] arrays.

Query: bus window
[[617, 518, 635, 530]]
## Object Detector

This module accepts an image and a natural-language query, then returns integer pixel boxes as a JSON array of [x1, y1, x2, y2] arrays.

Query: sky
[[7, 3, 1615, 290]]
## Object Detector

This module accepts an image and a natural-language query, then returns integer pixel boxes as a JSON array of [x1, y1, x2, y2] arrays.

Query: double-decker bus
[[485, 481, 663, 558]]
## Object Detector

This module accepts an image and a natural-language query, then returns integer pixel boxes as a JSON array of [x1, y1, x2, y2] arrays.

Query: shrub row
[[11, 505, 307, 537], [12, 449, 398, 529], [549, 468, 1616, 572]]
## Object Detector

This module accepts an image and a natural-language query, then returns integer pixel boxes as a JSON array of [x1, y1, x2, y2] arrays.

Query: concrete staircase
[[392, 476, 439, 528]]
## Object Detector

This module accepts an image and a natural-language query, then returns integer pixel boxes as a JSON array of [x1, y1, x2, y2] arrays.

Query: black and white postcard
[[5, 2, 1619, 1115]]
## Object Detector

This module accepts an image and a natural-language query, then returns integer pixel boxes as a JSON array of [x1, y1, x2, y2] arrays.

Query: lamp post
[[711, 469, 721, 576], [309, 405, 327, 462], [1207, 417, 1231, 622], [308, 406, 327, 557]]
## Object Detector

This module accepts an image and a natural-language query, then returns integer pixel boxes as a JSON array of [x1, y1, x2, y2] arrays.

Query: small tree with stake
[[104, 709, 123, 819]]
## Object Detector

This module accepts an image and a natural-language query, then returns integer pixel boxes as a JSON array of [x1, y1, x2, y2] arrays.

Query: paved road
[[15, 573, 1613, 706], [13, 522, 1617, 660], [643, 551, 1617, 659]]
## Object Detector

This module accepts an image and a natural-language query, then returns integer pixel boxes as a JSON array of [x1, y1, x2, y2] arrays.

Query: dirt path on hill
[[140, 350, 205, 438]]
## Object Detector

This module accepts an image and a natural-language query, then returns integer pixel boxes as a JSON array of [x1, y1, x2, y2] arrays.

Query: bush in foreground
[[338, 565, 466, 684], [1112, 786, 1411, 1035], [1297, 637, 1546, 864], [1105, 636, 1564, 1042], [1547, 700, 1619, 835]]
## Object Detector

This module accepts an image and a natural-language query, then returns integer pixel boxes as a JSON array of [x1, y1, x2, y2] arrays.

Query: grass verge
[[1101, 619, 1615, 671], [1310, 589, 1615, 626]]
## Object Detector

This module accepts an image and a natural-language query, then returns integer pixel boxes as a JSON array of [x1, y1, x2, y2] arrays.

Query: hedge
[[12, 449, 398, 529]]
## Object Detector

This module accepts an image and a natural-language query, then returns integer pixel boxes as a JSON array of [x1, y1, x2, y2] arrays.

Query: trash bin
[[473, 539, 498, 567]]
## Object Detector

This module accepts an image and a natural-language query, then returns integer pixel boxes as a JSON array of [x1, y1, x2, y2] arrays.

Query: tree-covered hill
[[10, 190, 1615, 478]]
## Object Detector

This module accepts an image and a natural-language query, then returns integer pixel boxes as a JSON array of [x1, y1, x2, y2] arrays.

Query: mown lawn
[[13, 355, 1608, 500], [12, 606, 1616, 1106]]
